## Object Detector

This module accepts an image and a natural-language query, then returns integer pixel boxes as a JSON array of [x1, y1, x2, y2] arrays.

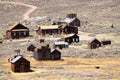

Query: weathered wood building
[[10, 55, 30, 72], [36, 25, 61, 35], [52, 14, 80, 27], [101, 40, 111, 45], [6, 23, 29, 39], [50, 49, 61, 60], [60, 34, 79, 44], [60, 24, 78, 34], [33, 45, 61, 60], [88, 38, 101, 49], [33, 45, 51, 60]]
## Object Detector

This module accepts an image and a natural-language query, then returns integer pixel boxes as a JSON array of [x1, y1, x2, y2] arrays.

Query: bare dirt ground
[[0, 0, 120, 80]]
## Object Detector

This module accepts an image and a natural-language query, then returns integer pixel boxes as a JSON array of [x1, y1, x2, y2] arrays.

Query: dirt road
[[0, 1, 37, 20]]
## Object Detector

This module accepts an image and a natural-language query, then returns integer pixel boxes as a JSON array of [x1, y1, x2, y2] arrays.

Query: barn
[[11, 55, 30, 72], [36, 25, 61, 35], [6, 23, 29, 39], [61, 34, 79, 44], [50, 49, 61, 60], [88, 38, 101, 49]]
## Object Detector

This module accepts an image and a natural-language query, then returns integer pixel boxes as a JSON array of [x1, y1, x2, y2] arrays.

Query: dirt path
[[0, 1, 37, 20]]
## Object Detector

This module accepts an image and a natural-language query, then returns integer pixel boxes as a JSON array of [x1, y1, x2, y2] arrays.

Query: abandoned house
[[33, 45, 51, 60], [52, 14, 80, 27], [6, 23, 29, 39], [88, 38, 101, 49], [10, 55, 30, 72], [60, 34, 79, 44], [36, 25, 61, 35], [101, 40, 111, 45], [64, 14, 80, 27], [27, 44, 36, 52], [54, 41, 68, 49], [50, 49, 61, 60], [60, 24, 78, 34]]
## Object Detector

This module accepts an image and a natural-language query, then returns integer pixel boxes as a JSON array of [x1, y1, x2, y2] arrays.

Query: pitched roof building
[[11, 55, 30, 72], [6, 23, 29, 39]]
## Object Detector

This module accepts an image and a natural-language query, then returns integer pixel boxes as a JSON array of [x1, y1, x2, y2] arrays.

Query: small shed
[[88, 38, 101, 49], [33, 46, 51, 60], [61, 34, 79, 44], [50, 49, 61, 60], [27, 44, 36, 52], [36, 25, 61, 36], [6, 23, 29, 39], [101, 40, 111, 45], [11, 55, 30, 72], [54, 41, 68, 49]]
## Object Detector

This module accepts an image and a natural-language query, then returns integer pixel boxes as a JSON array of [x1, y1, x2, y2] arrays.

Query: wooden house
[[54, 41, 68, 49], [60, 34, 79, 44], [33, 45, 51, 60], [60, 24, 78, 34], [36, 25, 61, 36], [50, 49, 61, 60], [101, 40, 111, 45], [27, 44, 36, 52], [6, 23, 29, 39], [11, 55, 30, 72], [64, 14, 80, 27], [88, 38, 101, 49]]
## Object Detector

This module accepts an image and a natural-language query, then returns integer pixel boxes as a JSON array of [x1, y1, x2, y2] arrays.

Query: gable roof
[[7, 23, 19, 30], [51, 49, 61, 54], [88, 38, 100, 43], [38, 25, 59, 30], [7, 23, 28, 31], [11, 56, 22, 63]]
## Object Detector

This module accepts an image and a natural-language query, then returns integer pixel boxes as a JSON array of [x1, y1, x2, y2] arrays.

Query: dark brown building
[[61, 34, 79, 44], [11, 55, 30, 72], [36, 25, 61, 36], [101, 40, 111, 45], [50, 49, 61, 60], [60, 24, 78, 34], [33, 45, 62, 60], [27, 44, 36, 52], [88, 38, 101, 49], [64, 18, 80, 27], [33, 45, 51, 60], [6, 23, 29, 39]]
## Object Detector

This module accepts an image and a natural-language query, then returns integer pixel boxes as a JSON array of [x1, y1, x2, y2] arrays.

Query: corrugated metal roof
[[38, 25, 59, 30], [64, 18, 76, 24], [55, 41, 68, 45], [11, 56, 22, 63]]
